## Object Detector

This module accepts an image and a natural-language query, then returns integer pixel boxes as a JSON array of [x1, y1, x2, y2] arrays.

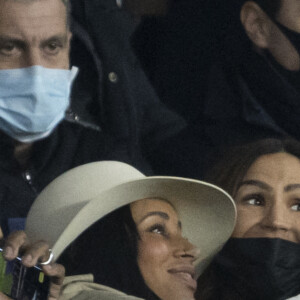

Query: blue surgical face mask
[[0, 65, 78, 143]]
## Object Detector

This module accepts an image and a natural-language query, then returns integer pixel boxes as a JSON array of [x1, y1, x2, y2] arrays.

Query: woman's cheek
[[138, 235, 171, 264], [291, 217, 300, 243], [232, 206, 263, 237]]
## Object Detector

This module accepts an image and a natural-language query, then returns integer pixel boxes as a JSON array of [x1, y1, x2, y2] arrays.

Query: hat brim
[[27, 174, 235, 276]]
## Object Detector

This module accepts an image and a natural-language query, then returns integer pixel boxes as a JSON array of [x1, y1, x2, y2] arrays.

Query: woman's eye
[[247, 199, 262, 205], [149, 224, 167, 236], [291, 203, 300, 211], [243, 195, 264, 206]]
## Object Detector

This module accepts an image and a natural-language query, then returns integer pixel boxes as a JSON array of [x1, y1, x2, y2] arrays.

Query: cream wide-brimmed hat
[[25, 161, 236, 275]]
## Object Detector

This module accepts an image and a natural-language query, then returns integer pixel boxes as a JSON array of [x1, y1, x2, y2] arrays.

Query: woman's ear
[[240, 1, 271, 49]]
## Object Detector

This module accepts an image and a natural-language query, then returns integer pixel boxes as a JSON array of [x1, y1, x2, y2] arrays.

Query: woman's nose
[[260, 204, 291, 232], [173, 236, 200, 261]]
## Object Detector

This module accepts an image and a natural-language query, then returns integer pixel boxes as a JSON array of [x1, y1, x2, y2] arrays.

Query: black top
[[0, 119, 149, 220]]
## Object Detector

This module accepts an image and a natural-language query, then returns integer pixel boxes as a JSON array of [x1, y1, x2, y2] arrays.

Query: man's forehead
[[2, 0, 69, 16], [0, 0, 68, 37], [2, 0, 66, 4], [0, 0, 67, 21]]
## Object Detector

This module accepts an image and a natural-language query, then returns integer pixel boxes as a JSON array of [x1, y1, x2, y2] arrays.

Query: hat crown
[[35, 161, 145, 211], [26, 161, 145, 252]]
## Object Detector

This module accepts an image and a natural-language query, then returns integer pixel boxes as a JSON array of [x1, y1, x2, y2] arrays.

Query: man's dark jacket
[[69, 0, 186, 170], [0, 120, 148, 227], [202, 50, 300, 160]]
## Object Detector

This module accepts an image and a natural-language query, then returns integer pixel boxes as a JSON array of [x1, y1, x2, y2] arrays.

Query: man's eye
[[44, 42, 62, 55], [0, 44, 18, 56]]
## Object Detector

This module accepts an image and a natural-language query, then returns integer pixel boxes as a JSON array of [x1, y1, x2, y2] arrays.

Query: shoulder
[[59, 275, 144, 300], [286, 295, 300, 300]]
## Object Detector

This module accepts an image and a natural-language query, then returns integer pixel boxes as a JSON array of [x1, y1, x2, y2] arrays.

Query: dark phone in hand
[[0, 248, 50, 300]]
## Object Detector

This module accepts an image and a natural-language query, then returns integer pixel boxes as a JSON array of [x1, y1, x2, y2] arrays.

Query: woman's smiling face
[[130, 198, 199, 300], [232, 152, 300, 243]]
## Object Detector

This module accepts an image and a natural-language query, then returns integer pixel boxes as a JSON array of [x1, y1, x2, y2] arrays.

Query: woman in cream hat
[[1, 161, 236, 300]]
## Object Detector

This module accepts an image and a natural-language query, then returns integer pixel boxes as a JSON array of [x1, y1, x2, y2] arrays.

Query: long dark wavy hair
[[59, 205, 160, 300]]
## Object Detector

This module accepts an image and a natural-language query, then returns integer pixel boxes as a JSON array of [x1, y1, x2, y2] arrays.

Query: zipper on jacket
[[22, 170, 38, 194], [65, 109, 102, 132]]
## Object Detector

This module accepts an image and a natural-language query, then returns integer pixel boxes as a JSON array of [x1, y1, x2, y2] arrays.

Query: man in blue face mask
[[201, 0, 300, 165], [0, 0, 78, 166], [0, 1, 155, 296], [0, 0, 152, 234], [0, 0, 74, 143]]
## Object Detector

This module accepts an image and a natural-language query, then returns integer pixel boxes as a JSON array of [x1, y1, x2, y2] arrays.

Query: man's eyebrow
[[0, 34, 68, 46], [40, 34, 68, 46], [0, 35, 25, 46], [284, 184, 300, 192], [138, 211, 169, 224], [237, 180, 272, 191]]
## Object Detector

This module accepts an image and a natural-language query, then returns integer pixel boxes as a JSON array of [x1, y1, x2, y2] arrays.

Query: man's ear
[[67, 31, 72, 44], [240, 1, 271, 49], [67, 31, 72, 52]]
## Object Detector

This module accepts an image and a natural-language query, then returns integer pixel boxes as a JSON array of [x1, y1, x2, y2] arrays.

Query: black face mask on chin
[[272, 18, 300, 55], [213, 238, 300, 300], [265, 14, 300, 91]]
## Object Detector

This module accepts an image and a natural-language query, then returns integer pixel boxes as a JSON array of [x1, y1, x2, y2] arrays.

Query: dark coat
[[69, 0, 218, 179], [133, 0, 216, 123], [69, 0, 187, 170], [201, 50, 300, 166], [0, 120, 148, 228]]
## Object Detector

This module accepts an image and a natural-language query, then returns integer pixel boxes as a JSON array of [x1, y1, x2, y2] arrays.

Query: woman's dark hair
[[206, 138, 300, 197], [58, 205, 160, 300]]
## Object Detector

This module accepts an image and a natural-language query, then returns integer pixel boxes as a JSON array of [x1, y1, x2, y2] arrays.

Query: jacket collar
[[0, 124, 60, 175]]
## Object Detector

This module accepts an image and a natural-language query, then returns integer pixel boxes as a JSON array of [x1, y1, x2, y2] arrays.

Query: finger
[[43, 264, 65, 300], [21, 241, 50, 267], [0, 292, 12, 300], [42, 263, 65, 284], [3, 231, 28, 260], [48, 277, 65, 300]]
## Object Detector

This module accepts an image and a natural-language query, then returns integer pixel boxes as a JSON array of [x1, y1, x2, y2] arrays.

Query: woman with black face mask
[[196, 138, 300, 300]]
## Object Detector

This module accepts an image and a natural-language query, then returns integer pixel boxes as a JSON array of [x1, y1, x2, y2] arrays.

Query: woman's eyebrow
[[237, 180, 272, 191], [138, 211, 169, 224], [284, 184, 300, 192]]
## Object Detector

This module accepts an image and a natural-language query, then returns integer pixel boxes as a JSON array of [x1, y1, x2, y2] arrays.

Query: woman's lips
[[168, 265, 197, 290]]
